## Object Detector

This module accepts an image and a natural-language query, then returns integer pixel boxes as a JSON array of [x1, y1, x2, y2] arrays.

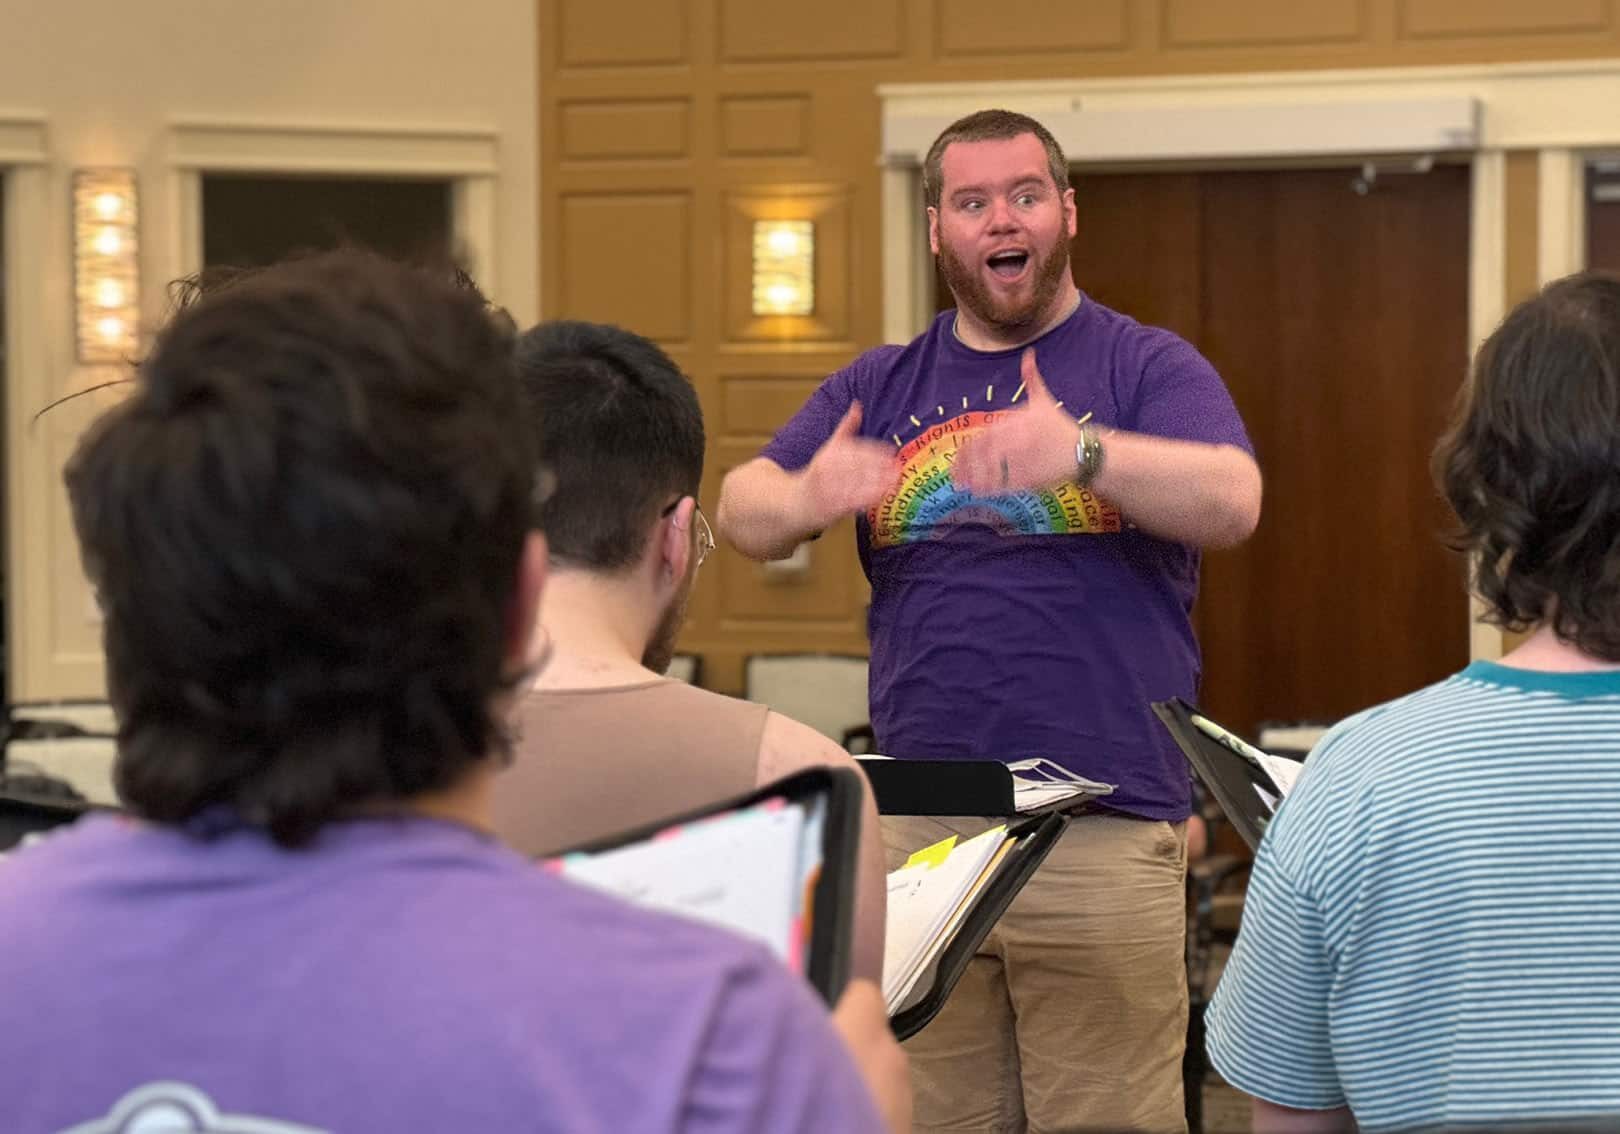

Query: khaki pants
[[883, 813, 1189, 1134]]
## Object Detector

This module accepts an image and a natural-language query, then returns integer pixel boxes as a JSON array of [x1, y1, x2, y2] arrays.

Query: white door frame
[[2, 116, 53, 701]]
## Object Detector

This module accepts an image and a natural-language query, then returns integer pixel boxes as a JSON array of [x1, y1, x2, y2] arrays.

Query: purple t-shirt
[[762, 297, 1252, 820], [0, 813, 885, 1134]]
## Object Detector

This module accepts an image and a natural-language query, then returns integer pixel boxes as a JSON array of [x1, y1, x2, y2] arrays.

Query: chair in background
[[664, 653, 704, 686], [742, 653, 869, 748], [2, 702, 119, 807]]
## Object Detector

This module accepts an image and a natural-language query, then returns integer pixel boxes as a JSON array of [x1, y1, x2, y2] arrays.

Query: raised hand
[[800, 402, 901, 529], [952, 348, 1082, 496]]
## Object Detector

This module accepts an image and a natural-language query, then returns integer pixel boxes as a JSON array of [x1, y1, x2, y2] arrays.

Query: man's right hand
[[798, 403, 899, 531], [831, 979, 912, 1134]]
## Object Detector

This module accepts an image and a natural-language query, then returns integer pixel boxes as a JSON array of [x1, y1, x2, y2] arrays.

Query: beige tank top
[[492, 678, 770, 858]]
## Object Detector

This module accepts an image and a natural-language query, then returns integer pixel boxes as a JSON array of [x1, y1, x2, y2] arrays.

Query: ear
[[658, 496, 696, 586], [1062, 187, 1077, 239], [505, 531, 549, 673], [927, 206, 941, 255]]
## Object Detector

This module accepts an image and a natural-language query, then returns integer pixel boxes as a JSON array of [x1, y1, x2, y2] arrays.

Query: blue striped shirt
[[1206, 661, 1620, 1131]]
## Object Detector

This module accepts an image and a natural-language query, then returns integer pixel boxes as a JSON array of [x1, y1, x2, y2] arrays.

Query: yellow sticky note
[[905, 835, 957, 869]]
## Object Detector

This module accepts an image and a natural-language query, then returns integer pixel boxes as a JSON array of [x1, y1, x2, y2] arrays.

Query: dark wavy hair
[[65, 248, 535, 845], [513, 320, 703, 571], [922, 108, 1071, 210], [1433, 270, 1620, 661]]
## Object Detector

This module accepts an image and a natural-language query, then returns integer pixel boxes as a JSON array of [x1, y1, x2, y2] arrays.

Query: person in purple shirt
[[719, 110, 1261, 1131], [0, 250, 906, 1134]]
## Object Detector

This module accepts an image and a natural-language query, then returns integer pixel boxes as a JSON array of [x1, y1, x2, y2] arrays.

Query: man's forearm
[[717, 458, 821, 561], [1091, 431, 1261, 549]]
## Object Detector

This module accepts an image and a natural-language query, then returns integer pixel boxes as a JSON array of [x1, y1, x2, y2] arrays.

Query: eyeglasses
[[693, 505, 715, 568], [661, 497, 715, 569]]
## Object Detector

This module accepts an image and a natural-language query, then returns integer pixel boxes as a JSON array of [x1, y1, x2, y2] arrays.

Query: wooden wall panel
[[719, 96, 811, 159], [558, 193, 691, 341], [720, 376, 826, 438], [1398, 0, 1610, 40], [559, 100, 690, 162], [1162, 0, 1363, 47], [935, 0, 1130, 57], [556, 0, 687, 66], [1504, 150, 1542, 303], [718, 0, 904, 61]]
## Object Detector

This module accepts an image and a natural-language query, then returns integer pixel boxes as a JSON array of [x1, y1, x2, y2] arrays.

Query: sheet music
[[553, 799, 811, 968], [882, 826, 1009, 1012], [1006, 758, 1115, 813], [1255, 752, 1303, 797]]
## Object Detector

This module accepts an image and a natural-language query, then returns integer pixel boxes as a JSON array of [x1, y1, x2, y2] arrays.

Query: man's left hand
[[952, 347, 1083, 496]]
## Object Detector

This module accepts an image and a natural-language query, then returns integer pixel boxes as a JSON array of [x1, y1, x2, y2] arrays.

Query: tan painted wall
[[1, 0, 539, 700], [539, 0, 1607, 692]]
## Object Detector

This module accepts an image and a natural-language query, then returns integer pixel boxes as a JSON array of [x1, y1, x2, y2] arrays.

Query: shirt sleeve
[[1204, 837, 1345, 1111], [681, 961, 887, 1134], [758, 353, 879, 473], [1127, 335, 1254, 455]]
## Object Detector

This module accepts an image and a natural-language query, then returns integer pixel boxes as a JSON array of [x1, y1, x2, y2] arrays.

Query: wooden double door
[[940, 163, 1473, 736]]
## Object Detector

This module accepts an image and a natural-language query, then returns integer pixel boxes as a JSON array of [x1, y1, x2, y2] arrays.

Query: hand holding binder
[[1153, 698, 1305, 852], [547, 767, 864, 1004]]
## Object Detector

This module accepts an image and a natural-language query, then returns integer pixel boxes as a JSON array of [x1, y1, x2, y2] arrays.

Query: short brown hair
[[1433, 270, 1620, 661], [922, 109, 1071, 210]]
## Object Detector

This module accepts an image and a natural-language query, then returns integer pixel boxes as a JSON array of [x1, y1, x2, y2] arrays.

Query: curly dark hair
[[1433, 270, 1620, 661], [65, 248, 535, 845]]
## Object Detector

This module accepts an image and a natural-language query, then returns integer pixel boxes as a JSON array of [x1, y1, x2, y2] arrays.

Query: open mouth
[[986, 250, 1030, 280]]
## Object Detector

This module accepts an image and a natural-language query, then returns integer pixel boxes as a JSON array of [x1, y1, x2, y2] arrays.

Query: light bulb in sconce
[[93, 227, 122, 256], [766, 227, 802, 257], [752, 219, 815, 317], [95, 316, 126, 344], [93, 192, 125, 220], [95, 279, 125, 309]]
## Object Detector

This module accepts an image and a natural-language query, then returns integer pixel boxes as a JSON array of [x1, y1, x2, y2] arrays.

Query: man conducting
[[719, 109, 1261, 1132]]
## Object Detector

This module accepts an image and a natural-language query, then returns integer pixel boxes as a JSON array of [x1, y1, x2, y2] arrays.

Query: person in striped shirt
[[1206, 270, 1620, 1133]]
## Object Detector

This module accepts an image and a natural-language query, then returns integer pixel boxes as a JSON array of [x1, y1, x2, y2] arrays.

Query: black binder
[[1152, 698, 1298, 852], [858, 758, 1017, 815], [551, 766, 864, 1006], [888, 811, 1067, 1041]]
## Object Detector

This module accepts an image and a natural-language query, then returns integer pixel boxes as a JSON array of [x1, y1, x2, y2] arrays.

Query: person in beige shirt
[[493, 318, 887, 984]]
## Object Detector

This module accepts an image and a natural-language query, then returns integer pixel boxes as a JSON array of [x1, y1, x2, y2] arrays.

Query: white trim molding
[[0, 114, 47, 165], [882, 58, 1620, 663], [168, 121, 498, 177], [5, 162, 56, 698], [1538, 148, 1587, 286], [165, 120, 501, 283]]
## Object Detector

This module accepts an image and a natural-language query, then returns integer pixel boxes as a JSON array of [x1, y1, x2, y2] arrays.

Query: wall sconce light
[[752, 219, 814, 316], [74, 169, 140, 364]]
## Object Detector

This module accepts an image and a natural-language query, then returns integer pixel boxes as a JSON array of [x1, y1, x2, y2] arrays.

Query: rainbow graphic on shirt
[[869, 406, 1121, 548]]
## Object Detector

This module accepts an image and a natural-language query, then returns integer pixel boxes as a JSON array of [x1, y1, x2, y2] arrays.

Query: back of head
[[1434, 270, 1620, 661], [922, 108, 1071, 209], [66, 248, 533, 845], [513, 320, 704, 571]]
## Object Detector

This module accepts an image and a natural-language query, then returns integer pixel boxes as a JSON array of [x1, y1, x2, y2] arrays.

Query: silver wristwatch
[[1074, 426, 1106, 488]]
